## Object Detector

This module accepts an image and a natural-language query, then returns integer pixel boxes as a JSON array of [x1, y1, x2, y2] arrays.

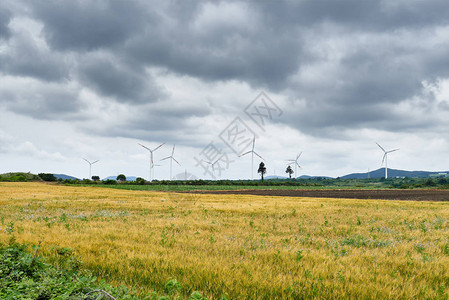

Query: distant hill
[[53, 174, 78, 180], [0, 172, 41, 181], [265, 175, 288, 180], [298, 175, 334, 179], [341, 168, 449, 179]]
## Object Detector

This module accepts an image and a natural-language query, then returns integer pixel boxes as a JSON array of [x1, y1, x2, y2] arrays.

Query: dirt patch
[[185, 189, 449, 201]]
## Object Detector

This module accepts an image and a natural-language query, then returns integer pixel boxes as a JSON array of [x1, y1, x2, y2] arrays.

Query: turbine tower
[[287, 152, 302, 179], [138, 142, 165, 181], [83, 158, 99, 179], [161, 145, 180, 180], [239, 136, 264, 180], [376, 142, 399, 179]]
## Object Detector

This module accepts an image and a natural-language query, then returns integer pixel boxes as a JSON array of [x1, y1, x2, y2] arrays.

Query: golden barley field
[[1, 182, 449, 299]]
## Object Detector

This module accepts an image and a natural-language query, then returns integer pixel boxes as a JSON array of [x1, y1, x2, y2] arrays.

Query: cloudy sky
[[1, 0, 449, 180]]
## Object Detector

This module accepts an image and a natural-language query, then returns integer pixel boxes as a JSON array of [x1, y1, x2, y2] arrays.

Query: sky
[[1, 0, 449, 180]]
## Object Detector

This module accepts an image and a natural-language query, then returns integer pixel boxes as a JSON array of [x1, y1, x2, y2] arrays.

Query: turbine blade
[[376, 142, 386, 153], [160, 157, 170, 161], [388, 148, 399, 153], [252, 137, 255, 151], [297, 152, 302, 159], [83, 158, 90, 164], [92, 160, 99, 164], [172, 145, 175, 156], [239, 151, 251, 157], [296, 162, 301, 168], [152, 142, 165, 152], [381, 153, 387, 165], [172, 157, 181, 166], [138, 143, 152, 152], [253, 152, 264, 160]]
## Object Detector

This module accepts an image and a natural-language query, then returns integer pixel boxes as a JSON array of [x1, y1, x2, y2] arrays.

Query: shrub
[[103, 179, 116, 185]]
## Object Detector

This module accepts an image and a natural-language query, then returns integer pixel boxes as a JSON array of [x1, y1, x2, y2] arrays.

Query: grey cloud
[[0, 85, 84, 120], [85, 101, 213, 147], [0, 30, 69, 81]]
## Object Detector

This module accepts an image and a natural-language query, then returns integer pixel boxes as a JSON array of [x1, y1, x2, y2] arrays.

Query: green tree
[[258, 162, 266, 182], [116, 174, 126, 182], [91, 176, 100, 181], [135, 177, 146, 185], [285, 165, 294, 179], [38, 173, 57, 182]]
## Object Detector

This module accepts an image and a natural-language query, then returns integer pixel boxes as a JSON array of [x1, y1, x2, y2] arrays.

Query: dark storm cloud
[[0, 9, 11, 40], [0, 6, 12, 39], [0, 30, 69, 81], [258, 0, 449, 31], [77, 54, 163, 103], [2, 0, 449, 138], [126, 1, 303, 89], [29, 0, 148, 51]]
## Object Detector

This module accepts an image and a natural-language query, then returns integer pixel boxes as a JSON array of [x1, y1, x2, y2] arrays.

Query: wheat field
[[1, 182, 449, 299]]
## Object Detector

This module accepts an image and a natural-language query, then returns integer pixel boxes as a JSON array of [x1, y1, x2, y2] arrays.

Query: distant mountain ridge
[[341, 168, 449, 179], [53, 174, 78, 180], [298, 175, 333, 179]]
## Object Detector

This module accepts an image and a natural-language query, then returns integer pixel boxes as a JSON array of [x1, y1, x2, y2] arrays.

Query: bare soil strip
[[184, 189, 449, 201]]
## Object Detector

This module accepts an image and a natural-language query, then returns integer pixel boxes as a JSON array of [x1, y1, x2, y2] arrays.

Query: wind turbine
[[376, 142, 399, 179], [138, 142, 165, 181], [287, 152, 302, 179], [83, 158, 99, 179], [239, 136, 264, 180], [205, 159, 220, 172], [161, 145, 180, 180]]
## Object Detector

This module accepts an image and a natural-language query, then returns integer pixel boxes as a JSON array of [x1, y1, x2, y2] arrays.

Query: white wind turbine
[[138, 142, 165, 181], [239, 136, 264, 180], [161, 145, 180, 180], [287, 152, 302, 179], [376, 142, 399, 179], [83, 158, 99, 179]]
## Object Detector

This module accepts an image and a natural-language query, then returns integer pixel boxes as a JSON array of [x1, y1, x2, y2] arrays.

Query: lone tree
[[258, 162, 266, 182], [116, 174, 126, 182], [91, 175, 100, 181], [285, 165, 294, 179]]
